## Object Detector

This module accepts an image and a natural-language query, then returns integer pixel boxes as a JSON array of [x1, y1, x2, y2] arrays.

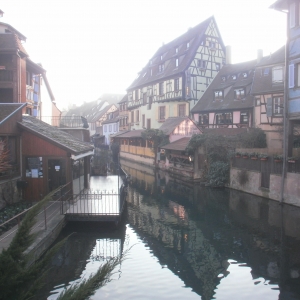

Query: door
[[48, 159, 66, 192]]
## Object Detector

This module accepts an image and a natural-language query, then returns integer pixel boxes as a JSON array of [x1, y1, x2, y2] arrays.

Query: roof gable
[[127, 16, 223, 90], [18, 115, 93, 154]]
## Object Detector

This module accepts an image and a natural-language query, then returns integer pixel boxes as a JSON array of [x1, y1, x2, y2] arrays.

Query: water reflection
[[122, 159, 300, 299], [40, 159, 300, 299]]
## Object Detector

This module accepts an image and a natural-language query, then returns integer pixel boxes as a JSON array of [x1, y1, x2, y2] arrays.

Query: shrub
[[207, 161, 229, 187], [238, 128, 267, 148]]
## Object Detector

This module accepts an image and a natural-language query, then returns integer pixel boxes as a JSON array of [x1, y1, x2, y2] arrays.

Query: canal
[[37, 167, 300, 300]]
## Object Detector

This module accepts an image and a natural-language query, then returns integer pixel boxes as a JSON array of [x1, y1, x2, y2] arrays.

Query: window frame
[[159, 82, 164, 95], [214, 90, 223, 102], [234, 88, 246, 100], [272, 66, 284, 84], [178, 104, 186, 117], [159, 106, 166, 121]]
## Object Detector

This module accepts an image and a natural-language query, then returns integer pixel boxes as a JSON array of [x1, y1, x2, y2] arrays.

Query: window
[[160, 55, 163, 60], [178, 104, 186, 117], [142, 114, 145, 127], [147, 118, 151, 129], [234, 88, 245, 100], [297, 63, 300, 87], [150, 68, 152, 76], [26, 107, 32, 115], [186, 42, 190, 49], [159, 82, 164, 95], [159, 106, 165, 120], [273, 96, 283, 115], [272, 66, 283, 83], [174, 78, 179, 91], [131, 111, 134, 123], [0, 136, 19, 178], [198, 114, 209, 125], [209, 41, 217, 50], [166, 81, 172, 92], [240, 112, 248, 124], [231, 74, 237, 80], [197, 59, 206, 69], [135, 89, 139, 100], [104, 125, 107, 132], [175, 47, 178, 54], [214, 90, 223, 101], [114, 124, 117, 131], [216, 113, 232, 124], [109, 125, 112, 132], [264, 68, 270, 76], [143, 93, 147, 105], [175, 58, 179, 67], [26, 71, 32, 86], [221, 76, 226, 82], [136, 110, 140, 122], [215, 63, 220, 71], [159, 64, 165, 73], [242, 72, 248, 78]]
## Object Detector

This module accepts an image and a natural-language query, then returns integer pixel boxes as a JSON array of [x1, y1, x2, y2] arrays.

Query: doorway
[[48, 159, 66, 192]]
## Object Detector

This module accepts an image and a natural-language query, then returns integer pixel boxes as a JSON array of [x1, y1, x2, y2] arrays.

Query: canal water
[[37, 168, 300, 300]]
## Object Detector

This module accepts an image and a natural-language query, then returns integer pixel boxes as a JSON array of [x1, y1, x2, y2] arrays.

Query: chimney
[[257, 49, 263, 64], [226, 45, 232, 65]]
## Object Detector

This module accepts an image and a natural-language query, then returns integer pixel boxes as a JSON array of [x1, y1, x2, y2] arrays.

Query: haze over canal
[[38, 164, 300, 299]]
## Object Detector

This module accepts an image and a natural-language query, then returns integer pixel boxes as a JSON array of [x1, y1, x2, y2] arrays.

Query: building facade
[[126, 16, 226, 131]]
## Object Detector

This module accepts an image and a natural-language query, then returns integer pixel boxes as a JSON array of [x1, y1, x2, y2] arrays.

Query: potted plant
[[273, 154, 283, 163], [259, 153, 268, 161]]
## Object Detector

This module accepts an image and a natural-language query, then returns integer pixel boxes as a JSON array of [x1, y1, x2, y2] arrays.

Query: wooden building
[[18, 116, 94, 201]]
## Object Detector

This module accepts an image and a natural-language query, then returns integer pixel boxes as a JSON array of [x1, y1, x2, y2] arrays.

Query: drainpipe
[[280, 12, 289, 205]]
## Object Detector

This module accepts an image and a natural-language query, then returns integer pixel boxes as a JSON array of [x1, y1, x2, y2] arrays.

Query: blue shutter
[[289, 64, 295, 88]]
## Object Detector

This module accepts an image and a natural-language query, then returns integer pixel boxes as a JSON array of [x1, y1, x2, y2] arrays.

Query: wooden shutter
[[289, 64, 295, 88], [266, 98, 273, 117]]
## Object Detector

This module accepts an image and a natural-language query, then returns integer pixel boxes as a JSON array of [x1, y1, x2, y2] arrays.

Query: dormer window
[[150, 68, 152, 76], [149, 60, 152, 66], [160, 55, 163, 61], [234, 88, 245, 100], [242, 72, 248, 78], [214, 90, 223, 101], [175, 47, 178, 54], [186, 42, 190, 49], [231, 74, 237, 80], [158, 64, 165, 73], [221, 76, 226, 82], [175, 58, 179, 68], [216, 63, 220, 71]]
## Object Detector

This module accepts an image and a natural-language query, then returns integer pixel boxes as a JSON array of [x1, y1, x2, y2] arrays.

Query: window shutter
[[266, 98, 273, 117], [165, 105, 169, 119], [174, 104, 178, 117], [289, 64, 295, 88], [156, 107, 159, 120], [290, 2, 296, 28]]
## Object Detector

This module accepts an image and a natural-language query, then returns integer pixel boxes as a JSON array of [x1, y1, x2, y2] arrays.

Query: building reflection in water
[[121, 158, 300, 299]]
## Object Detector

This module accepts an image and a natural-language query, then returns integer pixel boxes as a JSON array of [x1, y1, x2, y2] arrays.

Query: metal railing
[[61, 186, 126, 217], [0, 182, 72, 248]]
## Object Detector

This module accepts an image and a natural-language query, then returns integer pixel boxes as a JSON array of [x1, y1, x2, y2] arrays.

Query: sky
[[1, 0, 286, 111]]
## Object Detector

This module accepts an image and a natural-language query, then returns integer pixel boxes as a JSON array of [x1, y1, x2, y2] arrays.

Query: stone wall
[[230, 168, 300, 207]]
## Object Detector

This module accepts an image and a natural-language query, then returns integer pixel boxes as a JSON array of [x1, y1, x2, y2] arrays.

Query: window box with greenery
[[259, 153, 268, 161], [273, 154, 283, 163], [250, 152, 259, 160], [288, 157, 298, 163], [241, 152, 250, 159], [235, 151, 242, 158]]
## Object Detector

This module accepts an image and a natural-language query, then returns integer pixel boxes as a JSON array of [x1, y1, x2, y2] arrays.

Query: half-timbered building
[[126, 16, 226, 131], [191, 60, 256, 129], [251, 46, 285, 149]]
